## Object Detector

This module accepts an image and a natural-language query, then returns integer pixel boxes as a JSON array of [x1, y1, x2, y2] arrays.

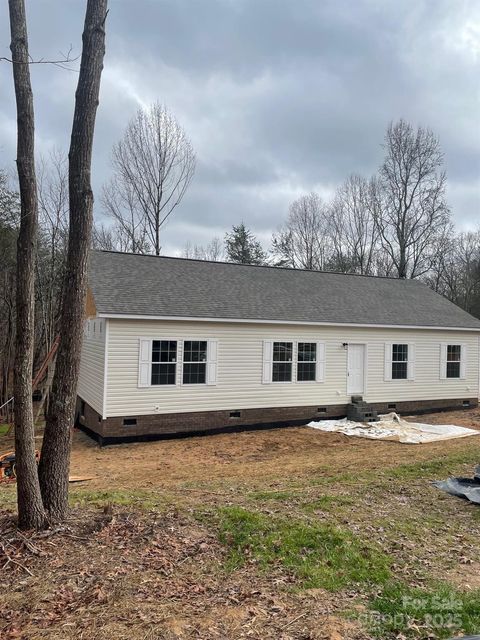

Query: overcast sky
[[1, 0, 479, 254]]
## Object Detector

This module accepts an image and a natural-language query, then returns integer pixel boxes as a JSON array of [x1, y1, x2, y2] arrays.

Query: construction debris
[[307, 412, 480, 444], [0, 450, 40, 482], [433, 465, 480, 505], [0, 450, 91, 483]]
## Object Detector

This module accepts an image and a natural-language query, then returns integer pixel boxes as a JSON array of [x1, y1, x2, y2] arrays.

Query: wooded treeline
[[181, 121, 480, 319], [0, 154, 68, 411]]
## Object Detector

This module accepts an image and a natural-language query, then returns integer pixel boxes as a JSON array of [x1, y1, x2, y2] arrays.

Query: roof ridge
[[92, 249, 416, 283]]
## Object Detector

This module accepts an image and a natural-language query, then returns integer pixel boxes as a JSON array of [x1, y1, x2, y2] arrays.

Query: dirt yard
[[1, 408, 480, 639]]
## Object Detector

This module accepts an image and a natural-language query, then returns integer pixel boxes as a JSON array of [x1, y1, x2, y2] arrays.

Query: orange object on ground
[[0, 450, 40, 482]]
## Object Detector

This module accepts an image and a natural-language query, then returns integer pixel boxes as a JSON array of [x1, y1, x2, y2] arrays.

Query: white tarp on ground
[[307, 412, 480, 444]]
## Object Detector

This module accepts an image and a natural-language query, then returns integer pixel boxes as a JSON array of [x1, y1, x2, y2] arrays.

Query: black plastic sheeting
[[433, 465, 480, 504]]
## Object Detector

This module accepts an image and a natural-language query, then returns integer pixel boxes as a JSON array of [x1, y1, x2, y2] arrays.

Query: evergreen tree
[[224, 223, 267, 265]]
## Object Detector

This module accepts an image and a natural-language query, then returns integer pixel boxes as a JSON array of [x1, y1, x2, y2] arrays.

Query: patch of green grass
[[1, 487, 172, 514], [385, 448, 480, 481], [368, 581, 480, 639], [70, 488, 164, 510], [302, 494, 355, 512], [0, 423, 11, 436], [215, 506, 391, 591]]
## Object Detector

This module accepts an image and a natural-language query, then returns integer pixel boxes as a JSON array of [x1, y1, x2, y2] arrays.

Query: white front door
[[347, 344, 365, 395]]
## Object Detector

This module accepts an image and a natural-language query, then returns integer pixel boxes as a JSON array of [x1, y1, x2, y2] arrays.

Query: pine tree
[[224, 223, 267, 265]]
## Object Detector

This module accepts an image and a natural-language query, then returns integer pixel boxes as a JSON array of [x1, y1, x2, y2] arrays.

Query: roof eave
[[95, 312, 480, 332]]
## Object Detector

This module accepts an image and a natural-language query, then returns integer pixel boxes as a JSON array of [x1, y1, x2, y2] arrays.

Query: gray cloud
[[0, 0, 478, 253]]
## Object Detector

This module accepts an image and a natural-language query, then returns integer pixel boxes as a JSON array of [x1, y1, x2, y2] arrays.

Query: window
[[392, 344, 408, 379], [297, 342, 317, 381], [139, 339, 217, 388], [446, 345, 461, 378], [183, 340, 207, 384], [263, 340, 325, 383], [272, 342, 293, 382], [151, 340, 177, 385]]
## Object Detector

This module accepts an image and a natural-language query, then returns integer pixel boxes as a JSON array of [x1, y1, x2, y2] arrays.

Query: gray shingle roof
[[89, 250, 480, 329]]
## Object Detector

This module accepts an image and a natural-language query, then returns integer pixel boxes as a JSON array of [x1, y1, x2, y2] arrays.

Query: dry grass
[[1, 407, 480, 639]]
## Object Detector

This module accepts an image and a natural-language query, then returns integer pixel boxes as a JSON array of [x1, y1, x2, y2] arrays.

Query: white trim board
[[102, 318, 109, 419], [96, 313, 480, 332]]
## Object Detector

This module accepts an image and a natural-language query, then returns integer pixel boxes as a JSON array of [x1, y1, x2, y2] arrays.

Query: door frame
[[346, 342, 368, 396]]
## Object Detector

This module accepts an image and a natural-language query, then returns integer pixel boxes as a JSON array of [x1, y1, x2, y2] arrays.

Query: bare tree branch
[[102, 102, 196, 255], [373, 119, 451, 279]]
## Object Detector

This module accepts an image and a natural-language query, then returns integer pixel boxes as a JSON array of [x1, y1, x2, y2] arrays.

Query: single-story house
[[77, 250, 480, 443]]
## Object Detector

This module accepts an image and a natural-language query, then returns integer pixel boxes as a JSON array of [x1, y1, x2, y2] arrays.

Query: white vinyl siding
[[78, 317, 106, 415], [101, 320, 479, 418]]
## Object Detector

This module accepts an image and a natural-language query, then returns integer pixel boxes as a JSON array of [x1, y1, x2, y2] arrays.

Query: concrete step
[[347, 402, 379, 423]]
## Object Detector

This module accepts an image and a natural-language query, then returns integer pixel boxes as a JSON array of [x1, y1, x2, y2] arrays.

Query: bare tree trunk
[[8, 0, 46, 529], [39, 0, 107, 521]]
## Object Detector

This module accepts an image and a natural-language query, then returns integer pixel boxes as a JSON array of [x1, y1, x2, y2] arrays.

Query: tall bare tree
[[102, 102, 196, 255], [8, 0, 46, 529], [329, 175, 381, 275], [39, 0, 108, 521], [374, 119, 451, 279], [272, 192, 331, 270]]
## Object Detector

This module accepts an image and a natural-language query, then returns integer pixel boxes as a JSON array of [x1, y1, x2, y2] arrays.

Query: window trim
[[181, 339, 208, 386], [138, 337, 179, 388], [384, 342, 415, 382], [262, 340, 325, 384], [151, 339, 179, 386], [391, 343, 408, 380], [440, 343, 466, 380], [271, 341, 294, 384], [138, 338, 218, 388]]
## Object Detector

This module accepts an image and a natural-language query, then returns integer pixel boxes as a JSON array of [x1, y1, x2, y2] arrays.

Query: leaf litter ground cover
[[1, 407, 480, 638]]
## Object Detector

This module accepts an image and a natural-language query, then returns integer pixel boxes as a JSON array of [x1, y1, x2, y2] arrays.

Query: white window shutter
[[460, 343, 467, 379], [262, 340, 273, 383], [384, 343, 392, 381], [138, 339, 152, 388], [439, 343, 447, 380], [316, 341, 325, 382], [206, 339, 218, 385], [407, 343, 415, 380]]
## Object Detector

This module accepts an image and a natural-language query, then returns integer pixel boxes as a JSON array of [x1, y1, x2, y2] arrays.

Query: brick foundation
[[76, 396, 478, 445]]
